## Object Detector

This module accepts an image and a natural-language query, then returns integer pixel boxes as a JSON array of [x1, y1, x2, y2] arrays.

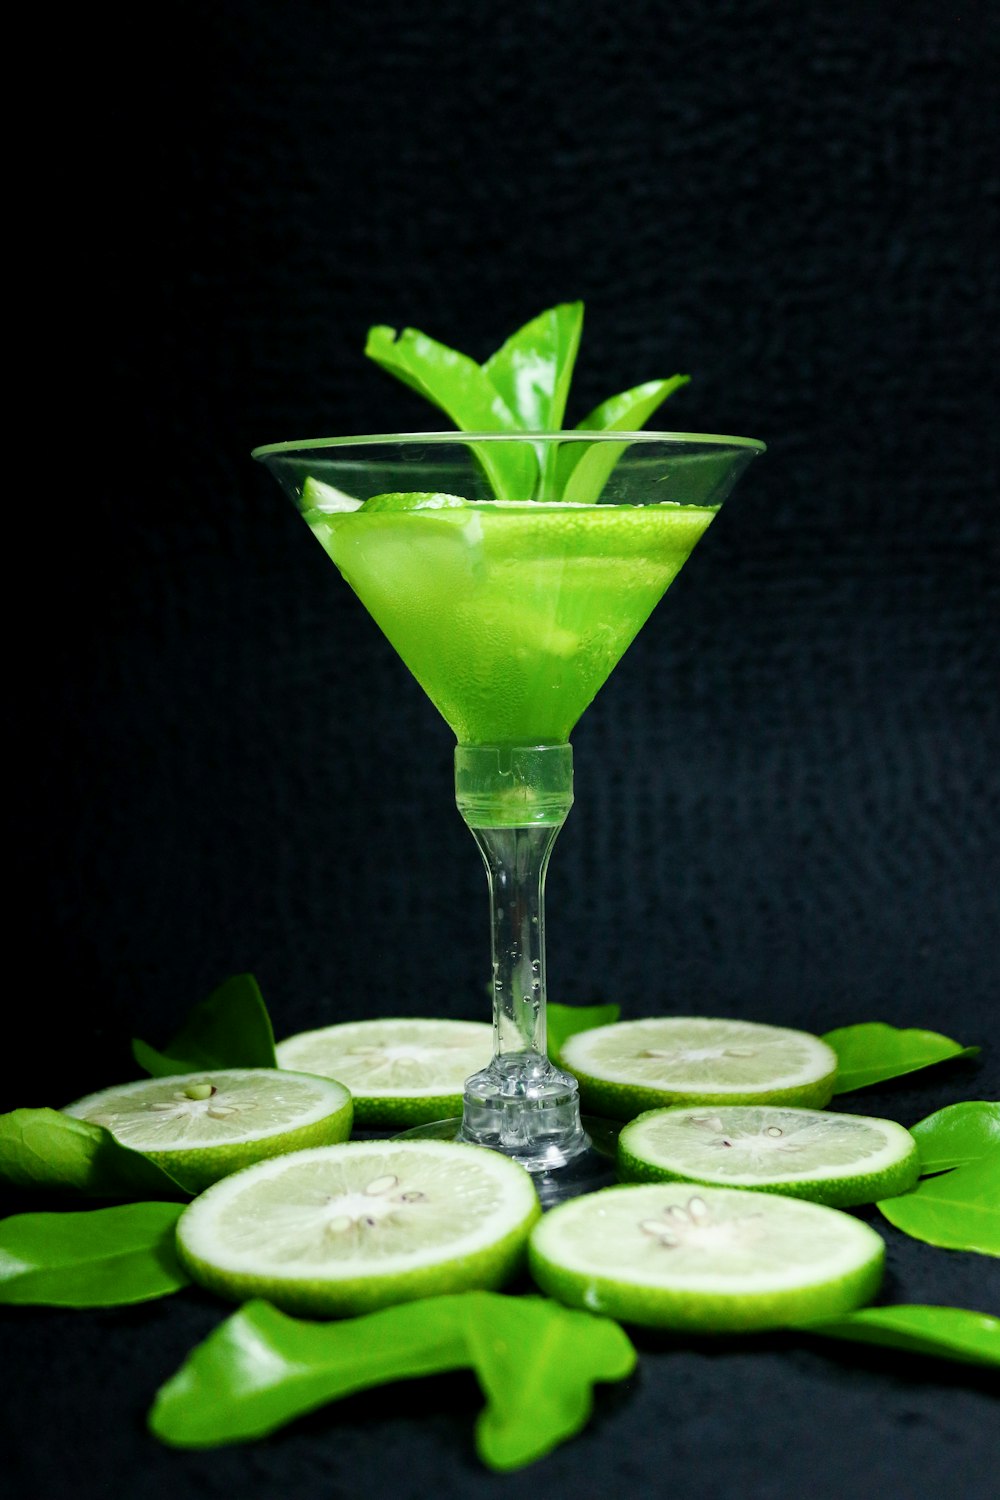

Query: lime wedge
[[275, 1019, 492, 1127], [63, 1069, 352, 1193], [618, 1106, 920, 1206], [561, 1018, 838, 1120], [175, 1140, 540, 1316], [301, 476, 363, 512], [529, 1183, 884, 1331]]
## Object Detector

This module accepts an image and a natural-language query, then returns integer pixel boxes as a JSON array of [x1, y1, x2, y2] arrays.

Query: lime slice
[[301, 475, 363, 512], [561, 1018, 838, 1120], [63, 1069, 353, 1193], [176, 1139, 540, 1316], [618, 1105, 920, 1206], [529, 1183, 884, 1331], [362, 491, 469, 512], [275, 1018, 492, 1127]]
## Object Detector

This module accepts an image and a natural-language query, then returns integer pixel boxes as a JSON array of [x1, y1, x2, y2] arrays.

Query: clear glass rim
[[251, 429, 767, 460]]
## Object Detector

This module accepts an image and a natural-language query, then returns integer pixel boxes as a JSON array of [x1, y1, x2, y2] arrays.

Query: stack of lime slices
[[175, 1139, 540, 1316], [561, 1017, 839, 1119], [64, 1069, 353, 1193], [275, 1018, 492, 1127], [618, 1105, 920, 1206]]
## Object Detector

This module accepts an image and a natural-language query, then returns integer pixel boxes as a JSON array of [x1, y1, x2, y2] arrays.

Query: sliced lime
[[529, 1183, 884, 1331], [275, 1018, 492, 1127], [301, 475, 363, 512], [63, 1069, 352, 1193], [561, 1017, 838, 1120], [618, 1105, 919, 1206], [175, 1139, 540, 1316], [362, 491, 469, 512]]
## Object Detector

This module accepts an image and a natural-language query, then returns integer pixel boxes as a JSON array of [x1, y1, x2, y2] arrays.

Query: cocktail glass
[[254, 432, 764, 1200]]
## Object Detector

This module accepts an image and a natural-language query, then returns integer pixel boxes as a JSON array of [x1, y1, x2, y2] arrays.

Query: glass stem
[[454, 745, 589, 1167]]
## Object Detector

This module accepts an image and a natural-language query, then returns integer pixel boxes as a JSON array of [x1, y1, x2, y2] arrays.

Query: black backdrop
[[6, 2, 999, 1496]]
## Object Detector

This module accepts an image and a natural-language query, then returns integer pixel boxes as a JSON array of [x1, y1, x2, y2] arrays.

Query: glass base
[[397, 1115, 621, 1207]]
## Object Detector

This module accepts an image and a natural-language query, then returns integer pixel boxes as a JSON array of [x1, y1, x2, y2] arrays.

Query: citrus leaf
[[483, 302, 583, 431], [364, 325, 536, 500], [823, 1022, 979, 1093], [0, 1203, 189, 1305], [877, 1157, 1000, 1256], [910, 1101, 1000, 1173], [132, 973, 277, 1077], [149, 1292, 636, 1470], [0, 1108, 186, 1199], [467, 1294, 636, 1471], [547, 1002, 621, 1062], [557, 376, 690, 504], [801, 1304, 1000, 1368]]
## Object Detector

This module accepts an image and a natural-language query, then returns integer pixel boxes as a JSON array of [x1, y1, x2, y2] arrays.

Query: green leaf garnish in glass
[[0, 1202, 189, 1306], [823, 1021, 980, 1094], [365, 301, 689, 503], [132, 973, 277, 1077]]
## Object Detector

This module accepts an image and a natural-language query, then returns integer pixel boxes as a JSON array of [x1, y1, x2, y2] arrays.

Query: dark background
[[6, 1, 998, 1496]]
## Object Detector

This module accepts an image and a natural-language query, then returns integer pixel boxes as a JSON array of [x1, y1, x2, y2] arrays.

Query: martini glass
[[254, 432, 764, 1200]]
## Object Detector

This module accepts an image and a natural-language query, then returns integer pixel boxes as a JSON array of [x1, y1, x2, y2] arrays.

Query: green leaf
[[802, 1304, 1000, 1368], [823, 1022, 979, 1093], [0, 1108, 186, 1199], [0, 1203, 189, 1305], [557, 375, 690, 504], [466, 1294, 635, 1471], [547, 1002, 620, 1063], [364, 325, 537, 500], [132, 973, 277, 1077], [150, 1292, 636, 1471], [482, 302, 583, 431], [877, 1157, 1000, 1256], [910, 1101, 1000, 1173]]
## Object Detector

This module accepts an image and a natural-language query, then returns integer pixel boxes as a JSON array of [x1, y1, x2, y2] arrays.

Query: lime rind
[[618, 1106, 920, 1207], [63, 1069, 353, 1194], [275, 1018, 492, 1127], [176, 1140, 540, 1317], [528, 1183, 885, 1331], [561, 1018, 839, 1121]]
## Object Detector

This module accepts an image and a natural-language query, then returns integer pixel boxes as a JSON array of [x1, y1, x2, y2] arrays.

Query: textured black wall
[[10, 0, 997, 1112]]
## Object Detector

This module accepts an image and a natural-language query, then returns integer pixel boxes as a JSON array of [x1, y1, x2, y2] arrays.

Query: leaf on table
[[364, 325, 536, 500], [0, 1108, 186, 1200], [910, 1100, 1000, 1173], [877, 1157, 1000, 1257], [132, 973, 277, 1077], [150, 1292, 636, 1470], [547, 1002, 621, 1063], [150, 1296, 471, 1447], [466, 1294, 636, 1471], [823, 1022, 979, 1093], [0, 1202, 189, 1305], [482, 302, 583, 431], [556, 375, 690, 505], [801, 1304, 1000, 1368]]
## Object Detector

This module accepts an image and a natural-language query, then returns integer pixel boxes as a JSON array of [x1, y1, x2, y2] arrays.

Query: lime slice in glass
[[63, 1069, 352, 1193], [618, 1105, 919, 1206], [175, 1139, 540, 1316], [561, 1017, 838, 1120], [275, 1018, 492, 1127], [529, 1183, 885, 1331]]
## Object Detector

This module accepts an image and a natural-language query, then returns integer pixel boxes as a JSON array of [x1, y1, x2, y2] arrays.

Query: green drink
[[256, 432, 763, 1194], [306, 499, 716, 746]]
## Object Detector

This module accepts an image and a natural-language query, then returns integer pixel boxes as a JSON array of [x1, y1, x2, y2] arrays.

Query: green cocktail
[[255, 433, 763, 1197], [306, 498, 717, 748]]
